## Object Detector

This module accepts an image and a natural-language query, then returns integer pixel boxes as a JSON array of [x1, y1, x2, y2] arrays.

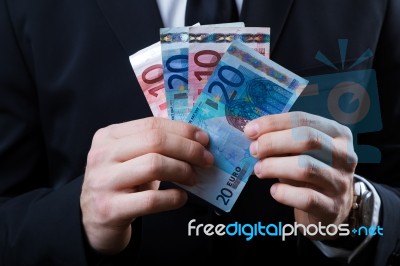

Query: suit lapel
[[240, 0, 294, 55], [96, 0, 164, 55]]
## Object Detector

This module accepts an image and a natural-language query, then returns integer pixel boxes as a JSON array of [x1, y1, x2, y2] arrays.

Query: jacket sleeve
[[369, 0, 400, 262], [299, 0, 400, 264], [345, 0, 400, 263], [0, 0, 89, 264], [372, 183, 400, 265]]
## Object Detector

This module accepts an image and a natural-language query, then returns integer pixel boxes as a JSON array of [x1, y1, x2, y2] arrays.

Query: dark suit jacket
[[1, 0, 399, 265]]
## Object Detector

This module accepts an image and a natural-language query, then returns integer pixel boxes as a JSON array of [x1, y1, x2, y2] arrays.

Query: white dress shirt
[[156, 0, 243, 27]]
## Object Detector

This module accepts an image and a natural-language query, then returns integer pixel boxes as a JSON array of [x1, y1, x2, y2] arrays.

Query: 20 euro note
[[187, 22, 246, 108], [182, 40, 309, 212], [129, 42, 167, 118], [160, 23, 243, 121], [160, 26, 193, 121], [188, 26, 270, 111]]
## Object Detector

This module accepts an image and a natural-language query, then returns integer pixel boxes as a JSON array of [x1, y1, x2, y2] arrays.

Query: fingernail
[[270, 184, 277, 196], [244, 123, 259, 138], [203, 150, 214, 167], [254, 161, 261, 176], [195, 130, 208, 144], [250, 141, 258, 156]]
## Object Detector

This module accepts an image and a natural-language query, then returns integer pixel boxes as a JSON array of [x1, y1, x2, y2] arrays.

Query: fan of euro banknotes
[[129, 22, 309, 212]]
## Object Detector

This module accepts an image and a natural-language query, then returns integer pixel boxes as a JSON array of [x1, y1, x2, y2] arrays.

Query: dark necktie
[[185, 0, 240, 26]]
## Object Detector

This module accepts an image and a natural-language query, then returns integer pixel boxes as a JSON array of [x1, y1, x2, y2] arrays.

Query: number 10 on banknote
[[181, 40, 308, 212]]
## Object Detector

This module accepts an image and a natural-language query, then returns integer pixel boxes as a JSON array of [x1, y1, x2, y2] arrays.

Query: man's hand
[[80, 117, 213, 254], [244, 111, 357, 240]]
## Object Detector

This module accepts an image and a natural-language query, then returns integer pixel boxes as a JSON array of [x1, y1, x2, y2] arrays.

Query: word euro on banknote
[[182, 40, 308, 212], [188, 27, 270, 111], [129, 42, 167, 118]]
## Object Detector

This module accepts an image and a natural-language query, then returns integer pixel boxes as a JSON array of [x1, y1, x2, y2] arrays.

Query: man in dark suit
[[0, 0, 399, 265]]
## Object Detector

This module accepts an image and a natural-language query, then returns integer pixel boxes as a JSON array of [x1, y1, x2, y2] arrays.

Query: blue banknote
[[161, 27, 191, 121], [181, 40, 309, 212], [160, 24, 243, 120]]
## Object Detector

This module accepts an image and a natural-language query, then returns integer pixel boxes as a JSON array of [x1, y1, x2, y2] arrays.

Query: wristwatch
[[348, 180, 373, 235]]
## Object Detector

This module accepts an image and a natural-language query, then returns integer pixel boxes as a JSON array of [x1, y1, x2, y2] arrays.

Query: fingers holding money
[[253, 155, 342, 195], [109, 154, 199, 189], [244, 111, 357, 238], [109, 129, 214, 167], [95, 117, 210, 146], [244, 111, 348, 139], [81, 117, 213, 254], [244, 111, 357, 176]]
